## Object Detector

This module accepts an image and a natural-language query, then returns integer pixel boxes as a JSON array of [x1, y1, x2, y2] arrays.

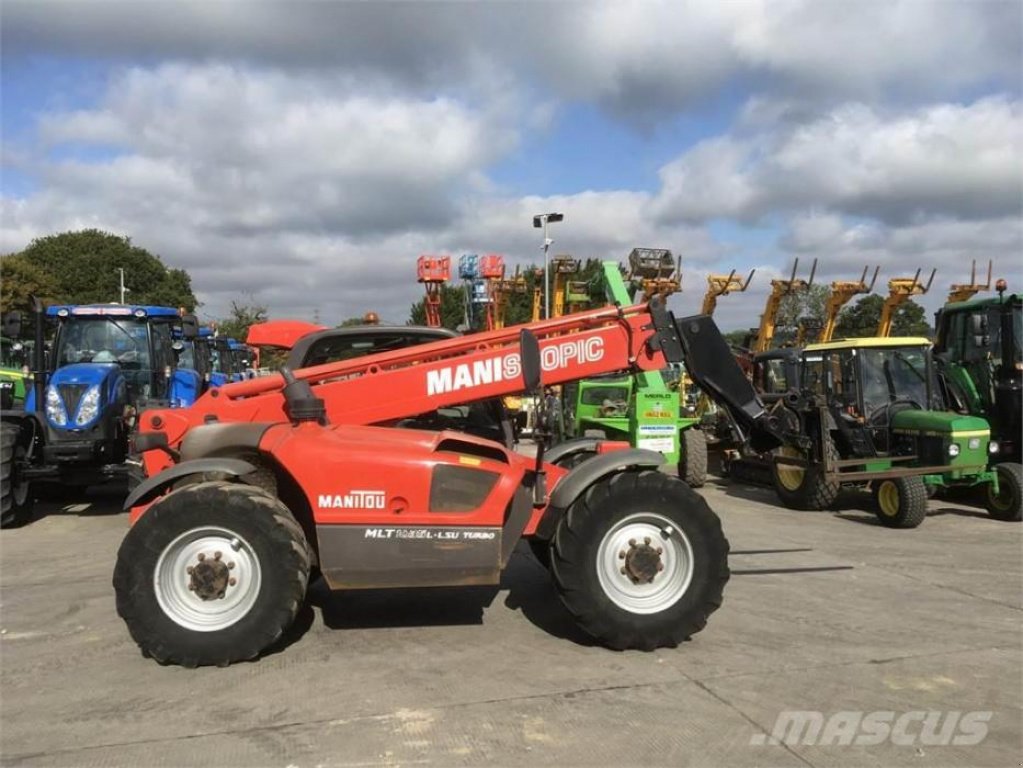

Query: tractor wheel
[[984, 463, 1022, 522], [771, 436, 840, 510], [113, 481, 312, 667], [550, 470, 729, 650], [678, 428, 708, 488], [872, 476, 928, 529], [1, 423, 34, 529], [528, 537, 552, 570]]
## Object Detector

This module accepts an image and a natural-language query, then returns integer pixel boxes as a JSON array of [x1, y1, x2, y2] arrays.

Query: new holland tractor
[[0, 302, 201, 527], [933, 279, 1022, 520], [768, 336, 1004, 527], [105, 298, 786, 666]]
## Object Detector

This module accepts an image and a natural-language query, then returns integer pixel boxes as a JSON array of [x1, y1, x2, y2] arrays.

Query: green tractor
[[933, 280, 1021, 520], [768, 336, 1004, 528], [0, 312, 31, 410], [561, 255, 708, 486]]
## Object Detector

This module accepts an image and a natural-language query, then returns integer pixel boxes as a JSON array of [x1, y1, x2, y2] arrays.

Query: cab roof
[[46, 304, 179, 319], [805, 337, 931, 352]]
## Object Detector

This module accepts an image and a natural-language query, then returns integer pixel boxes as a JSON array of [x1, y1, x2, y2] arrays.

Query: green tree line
[[1, 230, 198, 314]]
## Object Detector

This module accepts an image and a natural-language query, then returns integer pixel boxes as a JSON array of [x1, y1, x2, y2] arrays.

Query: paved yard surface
[[1, 471, 1020, 767]]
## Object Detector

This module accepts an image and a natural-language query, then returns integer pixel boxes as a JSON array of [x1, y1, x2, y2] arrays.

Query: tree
[[8, 229, 198, 310], [834, 294, 932, 339], [215, 301, 268, 341], [409, 283, 469, 330], [0, 254, 60, 314], [776, 284, 829, 342]]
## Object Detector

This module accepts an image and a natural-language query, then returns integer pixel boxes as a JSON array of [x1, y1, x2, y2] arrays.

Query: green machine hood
[[892, 409, 989, 435]]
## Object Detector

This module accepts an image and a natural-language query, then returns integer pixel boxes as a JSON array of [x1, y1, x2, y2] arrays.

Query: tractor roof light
[[57, 308, 70, 317], [134, 308, 147, 318]]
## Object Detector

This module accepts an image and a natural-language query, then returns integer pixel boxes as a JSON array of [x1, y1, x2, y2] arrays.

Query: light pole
[[533, 212, 564, 319], [116, 268, 130, 304]]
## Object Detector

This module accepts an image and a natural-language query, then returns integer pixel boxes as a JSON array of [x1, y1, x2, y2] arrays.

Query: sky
[[1, 0, 1021, 332]]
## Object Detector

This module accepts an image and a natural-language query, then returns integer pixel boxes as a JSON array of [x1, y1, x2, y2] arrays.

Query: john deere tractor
[[0, 312, 30, 410], [768, 336, 1002, 528], [933, 280, 1021, 520]]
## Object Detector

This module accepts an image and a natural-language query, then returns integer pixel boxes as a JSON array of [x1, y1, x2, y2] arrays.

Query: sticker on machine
[[637, 424, 676, 454], [363, 528, 497, 541]]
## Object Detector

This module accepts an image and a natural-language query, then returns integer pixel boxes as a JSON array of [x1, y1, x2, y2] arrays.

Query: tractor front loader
[[108, 300, 783, 666]]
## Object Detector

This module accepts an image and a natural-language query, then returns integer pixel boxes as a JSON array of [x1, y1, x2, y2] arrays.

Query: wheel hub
[[187, 551, 236, 601], [620, 537, 664, 584]]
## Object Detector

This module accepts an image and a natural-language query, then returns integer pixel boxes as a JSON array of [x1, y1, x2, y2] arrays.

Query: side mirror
[[2, 311, 23, 340], [520, 329, 542, 394], [180, 314, 200, 340]]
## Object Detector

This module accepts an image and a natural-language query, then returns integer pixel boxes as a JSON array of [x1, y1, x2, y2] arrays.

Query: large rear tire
[[985, 463, 1022, 522], [872, 476, 928, 529], [678, 428, 708, 488], [1, 422, 34, 529], [550, 470, 729, 650], [113, 481, 312, 667], [771, 436, 840, 510]]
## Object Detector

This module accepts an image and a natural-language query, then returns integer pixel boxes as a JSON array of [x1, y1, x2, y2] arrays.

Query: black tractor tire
[[549, 470, 729, 650], [678, 428, 708, 488], [113, 481, 312, 667], [872, 476, 928, 529], [528, 537, 552, 570], [771, 436, 841, 510], [985, 463, 1022, 522], [1, 422, 34, 529]]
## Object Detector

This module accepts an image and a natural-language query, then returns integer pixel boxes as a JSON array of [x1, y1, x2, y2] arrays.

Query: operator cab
[[283, 325, 513, 447], [801, 337, 937, 454], [48, 305, 181, 405]]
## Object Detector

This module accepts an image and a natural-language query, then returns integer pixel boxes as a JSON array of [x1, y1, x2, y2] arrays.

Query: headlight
[[45, 386, 68, 426], [75, 385, 101, 426], [989, 441, 1000, 454], [968, 437, 981, 450], [948, 443, 960, 457]]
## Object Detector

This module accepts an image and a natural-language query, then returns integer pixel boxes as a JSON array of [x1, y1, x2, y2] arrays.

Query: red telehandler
[[107, 300, 783, 666]]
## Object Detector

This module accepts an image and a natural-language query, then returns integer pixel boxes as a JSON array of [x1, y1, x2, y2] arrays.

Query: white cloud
[[653, 97, 1023, 225], [3, 1, 1017, 121]]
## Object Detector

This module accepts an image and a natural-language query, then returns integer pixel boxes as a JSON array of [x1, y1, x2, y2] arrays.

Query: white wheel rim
[[596, 512, 694, 614], [154, 526, 262, 632]]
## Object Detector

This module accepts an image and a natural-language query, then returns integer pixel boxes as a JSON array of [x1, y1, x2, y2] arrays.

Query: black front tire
[[872, 476, 928, 529], [113, 481, 312, 667], [1, 422, 34, 529], [771, 436, 841, 510], [550, 470, 729, 650], [985, 463, 1022, 522], [678, 428, 708, 488]]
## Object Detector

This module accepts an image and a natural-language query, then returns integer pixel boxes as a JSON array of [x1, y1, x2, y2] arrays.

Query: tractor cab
[[799, 337, 976, 458], [750, 348, 801, 403], [0, 311, 30, 409], [934, 289, 1022, 463]]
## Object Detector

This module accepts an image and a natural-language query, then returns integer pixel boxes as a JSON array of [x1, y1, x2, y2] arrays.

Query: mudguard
[[545, 437, 602, 465], [536, 448, 664, 540], [123, 457, 257, 510]]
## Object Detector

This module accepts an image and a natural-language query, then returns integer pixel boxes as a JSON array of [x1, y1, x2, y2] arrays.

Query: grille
[[915, 434, 947, 466], [58, 383, 90, 420]]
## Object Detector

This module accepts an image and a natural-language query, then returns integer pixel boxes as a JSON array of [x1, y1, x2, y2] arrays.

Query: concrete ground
[[1, 469, 1020, 767]]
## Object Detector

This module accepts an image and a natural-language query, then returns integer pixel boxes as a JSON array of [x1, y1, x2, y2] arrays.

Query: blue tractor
[[1, 302, 201, 526]]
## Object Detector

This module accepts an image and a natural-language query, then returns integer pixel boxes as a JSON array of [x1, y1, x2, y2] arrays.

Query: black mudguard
[[545, 437, 602, 466], [123, 458, 257, 510], [535, 448, 663, 540]]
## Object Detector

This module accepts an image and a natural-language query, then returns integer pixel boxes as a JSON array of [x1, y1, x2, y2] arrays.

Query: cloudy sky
[[2, 0, 1021, 330]]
